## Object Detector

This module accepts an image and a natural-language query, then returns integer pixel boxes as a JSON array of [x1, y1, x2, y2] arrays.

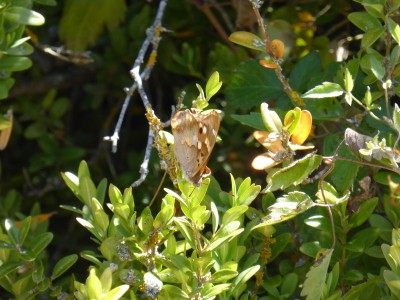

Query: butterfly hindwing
[[171, 109, 220, 186]]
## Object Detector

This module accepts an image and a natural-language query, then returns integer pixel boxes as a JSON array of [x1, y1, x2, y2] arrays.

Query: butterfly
[[171, 109, 220, 186]]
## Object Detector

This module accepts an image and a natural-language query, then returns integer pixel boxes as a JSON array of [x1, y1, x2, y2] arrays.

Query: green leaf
[[229, 31, 266, 51], [4, 219, 19, 246], [369, 53, 385, 81], [80, 177, 97, 206], [8, 40, 34, 56], [264, 153, 322, 192], [303, 98, 344, 121], [232, 265, 260, 294], [51, 254, 78, 279], [260, 102, 283, 133], [174, 217, 196, 250], [206, 221, 244, 252], [103, 285, 130, 300], [301, 249, 333, 300], [254, 192, 315, 227], [302, 82, 343, 99], [343, 276, 381, 299], [0, 56, 32, 72], [237, 178, 261, 206], [202, 283, 231, 298], [163, 285, 190, 299], [346, 228, 378, 253], [226, 60, 288, 110], [34, 0, 57, 6], [0, 261, 24, 279], [153, 205, 174, 230], [222, 206, 248, 225], [344, 68, 354, 93], [4, 7, 45, 25], [387, 17, 400, 45], [60, 0, 127, 51], [361, 27, 385, 49], [138, 206, 154, 235], [290, 52, 322, 92], [393, 104, 400, 132], [231, 112, 265, 130], [31, 232, 54, 257], [349, 197, 379, 228], [210, 269, 238, 283], [87, 269, 102, 299], [281, 273, 298, 297], [210, 201, 219, 234], [205, 71, 222, 101], [348, 12, 382, 32], [18, 217, 31, 246], [0, 78, 15, 99], [383, 270, 400, 298]]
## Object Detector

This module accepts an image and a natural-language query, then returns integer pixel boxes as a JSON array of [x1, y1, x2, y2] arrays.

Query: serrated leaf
[[301, 249, 333, 300], [265, 153, 322, 192], [254, 192, 314, 227], [302, 82, 343, 99], [60, 0, 127, 51], [290, 52, 322, 92], [226, 60, 288, 110], [51, 254, 78, 279]]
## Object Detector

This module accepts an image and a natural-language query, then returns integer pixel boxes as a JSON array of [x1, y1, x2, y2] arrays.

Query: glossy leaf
[[349, 197, 379, 228], [229, 31, 266, 51], [348, 12, 382, 32], [254, 191, 314, 227], [4, 7, 45, 25], [387, 17, 400, 45], [265, 153, 322, 192], [302, 82, 343, 99], [51, 254, 78, 279], [31, 232, 54, 257]]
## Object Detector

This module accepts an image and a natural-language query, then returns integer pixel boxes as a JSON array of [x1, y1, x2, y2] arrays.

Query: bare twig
[[104, 0, 170, 187], [132, 130, 154, 188], [249, 0, 305, 107]]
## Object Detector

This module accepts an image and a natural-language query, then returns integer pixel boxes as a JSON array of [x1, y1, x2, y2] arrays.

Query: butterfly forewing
[[171, 109, 220, 186]]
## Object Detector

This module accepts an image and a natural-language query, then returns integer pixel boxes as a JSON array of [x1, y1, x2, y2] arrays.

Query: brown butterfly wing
[[171, 110, 199, 182], [171, 109, 220, 186]]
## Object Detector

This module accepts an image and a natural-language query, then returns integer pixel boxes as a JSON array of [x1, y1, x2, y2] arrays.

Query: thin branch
[[132, 129, 154, 188], [104, 0, 168, 152], [104, 0, 169, 188]]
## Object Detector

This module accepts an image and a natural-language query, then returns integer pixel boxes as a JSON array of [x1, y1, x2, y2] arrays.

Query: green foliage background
[[2, 0, 400, 299]]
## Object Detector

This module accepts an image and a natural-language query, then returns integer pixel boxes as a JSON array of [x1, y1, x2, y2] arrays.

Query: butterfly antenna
[[149, 170, 168, 208]]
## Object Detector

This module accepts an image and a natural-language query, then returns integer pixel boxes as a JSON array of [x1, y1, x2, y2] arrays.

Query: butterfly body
[[171, 109, 220, 186]]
